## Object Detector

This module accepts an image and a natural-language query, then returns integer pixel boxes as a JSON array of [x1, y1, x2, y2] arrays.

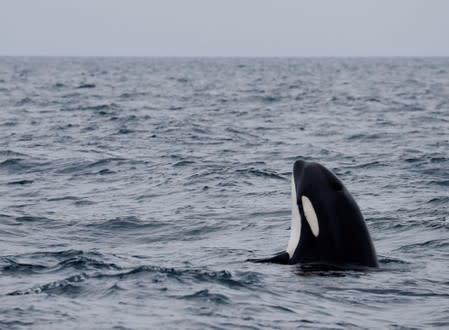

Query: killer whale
[[254, 160, 378, 268]]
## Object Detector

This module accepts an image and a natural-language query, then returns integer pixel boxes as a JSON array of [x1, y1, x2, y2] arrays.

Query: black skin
[[252, 160, 378, 268]]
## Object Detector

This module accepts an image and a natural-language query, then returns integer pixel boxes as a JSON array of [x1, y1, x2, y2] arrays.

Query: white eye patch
[[301, 195, 319, 237], [286, 175, 301, 258]]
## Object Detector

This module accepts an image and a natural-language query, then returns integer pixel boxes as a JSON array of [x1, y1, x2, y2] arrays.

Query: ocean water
[[0, 57, 448, 329]]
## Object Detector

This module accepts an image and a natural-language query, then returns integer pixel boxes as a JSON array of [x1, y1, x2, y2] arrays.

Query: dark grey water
[[0, 57, 448, 329]]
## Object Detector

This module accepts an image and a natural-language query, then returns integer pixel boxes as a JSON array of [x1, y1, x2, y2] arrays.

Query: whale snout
[[293, 160, 306, 174]]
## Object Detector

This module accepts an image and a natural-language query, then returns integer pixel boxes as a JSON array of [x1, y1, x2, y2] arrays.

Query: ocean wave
[[5, 263, 262, 298], [77, 83, 96, 89], [235, 168, 286, 180], [7, 273, 87, 296], [0, 158, 48, 173], [1, 250, 121, 276], [86, 216, 164, 231], [2, 57, 449, 328], [7, 179, 33, 185], [54, 157, 127, 174], [179, 289, 231, 304]]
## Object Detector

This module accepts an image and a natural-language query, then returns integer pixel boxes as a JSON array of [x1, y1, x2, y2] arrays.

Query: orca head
[[286, 160, 377, 267]]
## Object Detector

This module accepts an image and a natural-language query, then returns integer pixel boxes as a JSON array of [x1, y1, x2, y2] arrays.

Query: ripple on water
[[1, 57, 449, 329]]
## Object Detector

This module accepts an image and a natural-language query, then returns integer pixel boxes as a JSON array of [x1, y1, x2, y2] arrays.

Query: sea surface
[[0, 57, 448, 329]]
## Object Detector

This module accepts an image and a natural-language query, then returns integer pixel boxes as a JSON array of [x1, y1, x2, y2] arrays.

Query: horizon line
[[1, 54, 448, 59]]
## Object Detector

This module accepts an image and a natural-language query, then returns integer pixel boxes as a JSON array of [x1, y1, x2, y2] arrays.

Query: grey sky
[[1, 0, 448, 56]]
